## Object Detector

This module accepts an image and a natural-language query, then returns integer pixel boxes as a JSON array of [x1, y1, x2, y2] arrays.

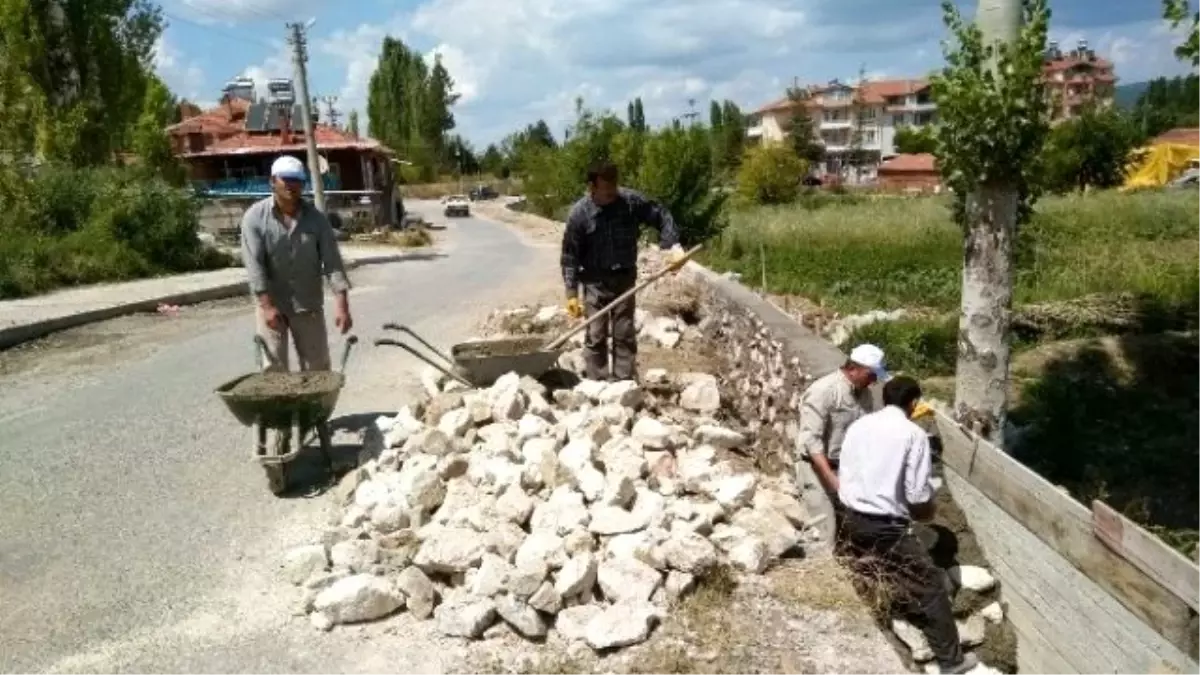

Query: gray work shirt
[[795, 369, 876, 463], [239, 197, 350, 315]]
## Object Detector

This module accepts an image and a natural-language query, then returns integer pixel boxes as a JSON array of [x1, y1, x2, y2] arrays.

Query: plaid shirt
[[560, 188, 680, 294]]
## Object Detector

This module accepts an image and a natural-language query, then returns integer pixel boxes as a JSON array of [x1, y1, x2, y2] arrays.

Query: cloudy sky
[[155, 0, 1196, 146]]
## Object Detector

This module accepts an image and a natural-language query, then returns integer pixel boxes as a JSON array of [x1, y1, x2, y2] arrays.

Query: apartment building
[[747, 40, 1115, 180], [746, 78, 936, 181], [1043, 39, 1116, 122]]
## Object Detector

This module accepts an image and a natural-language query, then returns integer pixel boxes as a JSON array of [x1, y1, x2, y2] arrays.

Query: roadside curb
[[0, 253, 412, 350]]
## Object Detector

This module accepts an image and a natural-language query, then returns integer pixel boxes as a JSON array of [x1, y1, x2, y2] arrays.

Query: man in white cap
[[240, 154, 353, 383], [795, 343, 888, 495]]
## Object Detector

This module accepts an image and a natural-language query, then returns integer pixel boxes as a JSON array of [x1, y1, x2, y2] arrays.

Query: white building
[[746, 78, 937, 182]]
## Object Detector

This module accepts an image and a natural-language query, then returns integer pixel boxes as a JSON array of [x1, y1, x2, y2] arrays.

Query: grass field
[[704, 188, 1199, 555]]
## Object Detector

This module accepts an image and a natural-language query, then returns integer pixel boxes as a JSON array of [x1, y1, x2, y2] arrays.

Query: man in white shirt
[[795, 343, 886, 495], [838, 376, 978, 675]]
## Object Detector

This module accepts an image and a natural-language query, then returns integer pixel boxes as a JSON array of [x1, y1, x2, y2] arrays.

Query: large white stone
[[600, 473, 636, 509], [704, 473, 758, 510], [281, 545, 329, 585], [370, 502, 412, 534], [598, 437, 648, 481], [556, 604, 602, 642], [631, 417, 671, 449], [530, 485, 590, 535], [438, 408, 473, 437], [679, 373, 721, 412], [495, 594, 548, 638], [948, 565, 997, 593], [495, 483, 536, 526], [492, 387, 527, 422], [978, 601, 1004, 624], [329, 539, 380, 573], [403, 428, 454, 457], [471, 553, 515, 597], [584, 600, 661, 650], [414, 527, 489, 574], [395, 565, 438, 619], [659, 531, 718, 573], [528, 581, 563, 614], [313, 574, 405, 625], [515, 531, 569, 570], [605, 529, 668, 569], [353, 479, 391, 510], [574, 379, 608, 401], [508, 559, 549, 599], [588, 505, 651, 535], [436, 596, 497, 639], [517, 414, 552, 442], [597, 556, 662, 604], [397, 454, 447, 513], [598, 380, 644, 408], [555, 553, 599, 599], [753, 489, 809, 528], [731, 507, 800, 559]]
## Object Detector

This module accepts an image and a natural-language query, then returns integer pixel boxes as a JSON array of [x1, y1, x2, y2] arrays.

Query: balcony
[[193, 174, 341, 196], [820, 119, 853, 130]]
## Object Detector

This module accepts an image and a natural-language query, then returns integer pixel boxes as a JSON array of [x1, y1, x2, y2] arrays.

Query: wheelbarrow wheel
[[264, 463, 288, 495]]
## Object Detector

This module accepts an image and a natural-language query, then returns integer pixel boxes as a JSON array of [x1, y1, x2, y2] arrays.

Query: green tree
[[786, 88, 824, 164], [714, 100, 746, 174], [632, 98, 647, 132], [709, 100, 724, 129], [1042, 105, 1138, 193], [632, 124, 726, 245], [930, 0, 1051, 444], [1132, 74, 1200, 138], [480, 143, 505, 176], [346, 110, 360, 137], [1163, 0, 1199, 66], [130, 75, 184, 185], [736, 144, 806, 205], [894, 125, 938, 154], [0, 0, 164, 165]]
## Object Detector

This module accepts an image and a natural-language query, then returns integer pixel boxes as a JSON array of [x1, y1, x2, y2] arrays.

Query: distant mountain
[[1115, 81, 1151, 109]]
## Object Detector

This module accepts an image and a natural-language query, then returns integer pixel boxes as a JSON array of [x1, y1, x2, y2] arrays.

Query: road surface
[[0, 203, 557, 673]]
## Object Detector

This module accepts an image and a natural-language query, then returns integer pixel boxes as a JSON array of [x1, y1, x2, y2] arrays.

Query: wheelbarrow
[[215, 334, 358, 495], [375, 245, 701, 387]]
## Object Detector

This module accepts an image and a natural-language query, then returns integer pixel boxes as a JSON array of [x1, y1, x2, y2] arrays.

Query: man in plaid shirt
[[561, 160, 687, 381]]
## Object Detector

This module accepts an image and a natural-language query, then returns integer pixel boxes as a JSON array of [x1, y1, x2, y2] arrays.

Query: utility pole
[[681, 98, 699, 125], [319, 95, 341, 129], [287, 20, 326, 212]]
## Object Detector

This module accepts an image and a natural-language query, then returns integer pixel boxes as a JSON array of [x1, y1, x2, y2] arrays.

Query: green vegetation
[[0, 0, 226, 300], [0, 166, 227, 298], [735, 145, 808, 206], [706, 188, 1199, 552], [508, 100, 728, 246], [1131, 74, 1200, 138]]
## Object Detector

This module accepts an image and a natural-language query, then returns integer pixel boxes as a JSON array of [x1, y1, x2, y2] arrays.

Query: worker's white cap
[[849, 343, 889, 381], [270, 155, 307, 181]]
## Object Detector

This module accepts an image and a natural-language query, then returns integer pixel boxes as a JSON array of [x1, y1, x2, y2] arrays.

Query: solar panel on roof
[[264, 106, 281, 131], [245, 102, 267, 131]]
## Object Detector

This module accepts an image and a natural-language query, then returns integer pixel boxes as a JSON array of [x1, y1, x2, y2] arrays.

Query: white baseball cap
[[849, 343, 889, 381], [270, 155, 307, 181]]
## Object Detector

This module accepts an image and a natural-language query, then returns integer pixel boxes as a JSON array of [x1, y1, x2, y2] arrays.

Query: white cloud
[[153, 35, 207, 103]]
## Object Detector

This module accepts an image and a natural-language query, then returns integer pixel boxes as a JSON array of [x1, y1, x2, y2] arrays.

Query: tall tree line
[[1132, 74, 1200, 139], [366, 37, 460, 181]]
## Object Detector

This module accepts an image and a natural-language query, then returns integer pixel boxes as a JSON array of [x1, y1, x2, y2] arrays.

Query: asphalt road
[[0, 203, 556, 673]]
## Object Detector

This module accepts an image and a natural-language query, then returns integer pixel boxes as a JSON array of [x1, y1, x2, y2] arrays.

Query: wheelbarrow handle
[[253, 334, 279, 369], [382, 323, 457, 370], [374, 338, 474, 388], [338, 335, 358, 373], [544, 244, 703, 351]]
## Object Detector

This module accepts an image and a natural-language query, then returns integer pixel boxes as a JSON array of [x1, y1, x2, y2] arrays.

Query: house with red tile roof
[[1042, 39, 1117, 123], [166, 90, 394, 198]]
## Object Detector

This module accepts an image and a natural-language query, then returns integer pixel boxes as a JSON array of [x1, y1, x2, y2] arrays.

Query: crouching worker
[[795, 344, 886, 496], [837, 376, 978, 674]]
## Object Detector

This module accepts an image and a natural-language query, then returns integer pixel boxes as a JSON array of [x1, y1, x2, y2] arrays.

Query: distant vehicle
[[469, 184, 499, 201], [444, 194, 470, 217]]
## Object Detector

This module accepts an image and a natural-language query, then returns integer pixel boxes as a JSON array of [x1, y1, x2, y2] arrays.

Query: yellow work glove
[[665, 245, 687, 274], [565, 296, 584, 319], [911, 400, 935, 420]]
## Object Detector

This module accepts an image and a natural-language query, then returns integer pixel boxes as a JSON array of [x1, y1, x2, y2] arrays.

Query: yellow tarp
[[1122, 142, 1200, 189]]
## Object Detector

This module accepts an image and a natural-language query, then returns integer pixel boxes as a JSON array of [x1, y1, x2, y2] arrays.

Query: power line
[[160, 10, 277, 50], [318, 94, 341, 129]]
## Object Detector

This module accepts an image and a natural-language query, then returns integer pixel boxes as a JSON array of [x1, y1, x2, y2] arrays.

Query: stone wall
[[681, 261, 1018, 673]]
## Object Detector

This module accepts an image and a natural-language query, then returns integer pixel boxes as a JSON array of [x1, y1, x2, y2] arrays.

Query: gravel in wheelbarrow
[[215, 371, 345, 430]]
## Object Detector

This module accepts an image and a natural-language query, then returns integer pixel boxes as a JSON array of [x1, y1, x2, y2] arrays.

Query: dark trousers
[[581, 270, 637, 381], [840, 509, 963, 669]]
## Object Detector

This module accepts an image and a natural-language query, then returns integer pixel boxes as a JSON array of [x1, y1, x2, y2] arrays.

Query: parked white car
[[444, 195, 470, 217]]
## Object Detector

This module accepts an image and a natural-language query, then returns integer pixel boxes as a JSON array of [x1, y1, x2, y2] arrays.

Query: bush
[[845, 316, 960, 378], [0, 164, 225, 298], [735, 145, 806, 205], [631, 125, 726, 245]]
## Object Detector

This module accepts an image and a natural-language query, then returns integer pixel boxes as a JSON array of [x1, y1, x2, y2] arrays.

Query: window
[[864, 129, 878, 145], [859, 107, 877, 121]]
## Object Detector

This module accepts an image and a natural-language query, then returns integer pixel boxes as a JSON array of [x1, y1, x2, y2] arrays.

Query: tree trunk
[[954, 183, 1017, 446]]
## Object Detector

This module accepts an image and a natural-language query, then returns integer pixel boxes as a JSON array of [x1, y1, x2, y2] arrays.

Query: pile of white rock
[[892, 564, 1007, 674], [281, 367, 820, 651], [484, 304, 698, 351]]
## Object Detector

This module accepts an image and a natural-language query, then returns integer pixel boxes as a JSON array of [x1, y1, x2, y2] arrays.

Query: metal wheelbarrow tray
[[215, 335, 357, 495], [376, 325, 560, 388]]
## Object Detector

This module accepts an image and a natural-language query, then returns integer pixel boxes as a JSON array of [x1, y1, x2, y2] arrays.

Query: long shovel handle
[[375, 338, 474, 388], [544, 244, 702, 352]]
